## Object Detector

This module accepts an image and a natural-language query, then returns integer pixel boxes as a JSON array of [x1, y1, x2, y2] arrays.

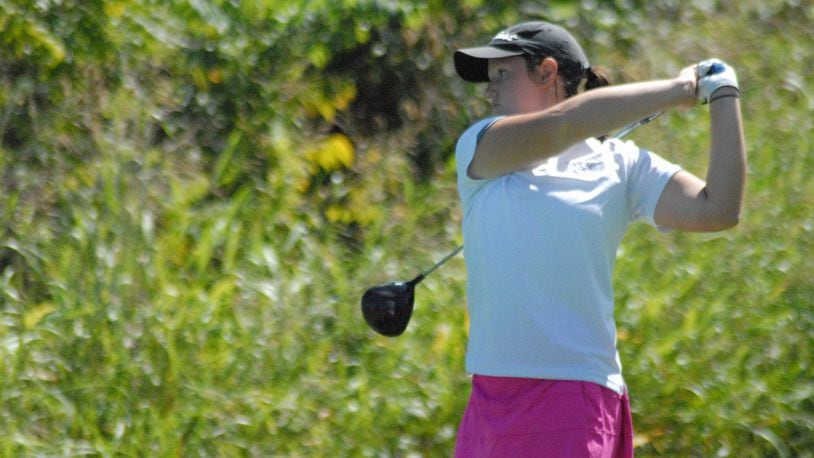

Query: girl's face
[[486, 56, 557, 115]]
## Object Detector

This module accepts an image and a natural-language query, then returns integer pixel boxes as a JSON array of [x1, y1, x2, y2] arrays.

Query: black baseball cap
[[454, 21, 590, 83]]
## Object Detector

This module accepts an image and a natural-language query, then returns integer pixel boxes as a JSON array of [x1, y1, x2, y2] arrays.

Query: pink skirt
[[454, 376, 634, 458]]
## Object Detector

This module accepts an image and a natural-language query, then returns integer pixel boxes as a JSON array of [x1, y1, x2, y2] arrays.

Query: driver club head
[[361, 280, 417, 337]]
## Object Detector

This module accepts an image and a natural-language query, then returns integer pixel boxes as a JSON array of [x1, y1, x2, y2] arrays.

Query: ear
[[536, 57, 560, 87]]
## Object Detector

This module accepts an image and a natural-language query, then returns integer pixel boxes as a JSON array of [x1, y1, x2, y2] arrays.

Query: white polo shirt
[[456, 116, 681, 394]]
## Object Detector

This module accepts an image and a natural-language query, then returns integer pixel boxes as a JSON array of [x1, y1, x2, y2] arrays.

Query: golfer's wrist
[[709, 86, 740, 103], [672, 77, 697, 106]]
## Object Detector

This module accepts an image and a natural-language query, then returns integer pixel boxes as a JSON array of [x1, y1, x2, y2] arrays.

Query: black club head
[[361, 281, 416, 337]]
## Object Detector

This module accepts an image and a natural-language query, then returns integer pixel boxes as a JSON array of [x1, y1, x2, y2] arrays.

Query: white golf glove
[[696, 58, 739, 103]]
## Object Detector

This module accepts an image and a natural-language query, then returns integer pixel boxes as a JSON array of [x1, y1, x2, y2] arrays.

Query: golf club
[[361, 245, 462, 336], [361, 112, 663, 337]]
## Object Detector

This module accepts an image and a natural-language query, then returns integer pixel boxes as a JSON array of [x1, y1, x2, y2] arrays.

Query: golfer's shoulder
[[600, 138, 682, 188], [457, 117, 504, 148]]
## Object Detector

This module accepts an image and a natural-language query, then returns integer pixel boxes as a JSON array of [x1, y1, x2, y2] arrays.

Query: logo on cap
[[493, 31, 519, 42]]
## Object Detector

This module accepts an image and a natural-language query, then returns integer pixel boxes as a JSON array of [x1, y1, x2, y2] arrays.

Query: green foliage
[[1, 0, 813, 455]]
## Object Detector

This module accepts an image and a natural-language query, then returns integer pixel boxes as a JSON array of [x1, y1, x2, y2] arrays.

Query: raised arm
[[469, 66, 697, 179], [654, 61, 746, 231]]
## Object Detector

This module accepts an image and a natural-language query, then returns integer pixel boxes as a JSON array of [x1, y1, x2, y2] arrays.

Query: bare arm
[[470, 76, 696, 179], [653, 87, 746, 231]]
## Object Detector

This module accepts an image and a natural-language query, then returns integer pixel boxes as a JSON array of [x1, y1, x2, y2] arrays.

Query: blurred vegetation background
[[1, 0, 812, 455]]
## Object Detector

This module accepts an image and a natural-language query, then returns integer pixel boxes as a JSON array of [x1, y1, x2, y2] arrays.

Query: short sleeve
[[617, 139, 682, 228], [455, 116, 503, 203]]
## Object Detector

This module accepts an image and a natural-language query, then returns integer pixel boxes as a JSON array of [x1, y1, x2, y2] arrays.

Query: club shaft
[[612, 111, 663, 139], [418, 244, 463, 280]]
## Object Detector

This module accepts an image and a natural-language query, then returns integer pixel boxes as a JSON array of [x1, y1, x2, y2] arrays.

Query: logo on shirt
[[569, 160, 605, 174], [532, 159, 606, 177]]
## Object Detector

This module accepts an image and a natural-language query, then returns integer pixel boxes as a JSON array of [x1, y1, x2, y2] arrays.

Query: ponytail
[[560, 63, 612, 98], [584, 66, 612, 91]]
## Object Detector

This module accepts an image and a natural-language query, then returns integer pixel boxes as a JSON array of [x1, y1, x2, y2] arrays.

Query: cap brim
[[454, 46, 524, 83]]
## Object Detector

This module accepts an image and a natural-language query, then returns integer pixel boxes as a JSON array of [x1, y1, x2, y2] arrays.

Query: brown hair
[[525, 55, 611, 97]]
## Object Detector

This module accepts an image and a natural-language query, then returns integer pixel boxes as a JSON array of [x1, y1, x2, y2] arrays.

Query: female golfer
[[452, 21, 745, 456]]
